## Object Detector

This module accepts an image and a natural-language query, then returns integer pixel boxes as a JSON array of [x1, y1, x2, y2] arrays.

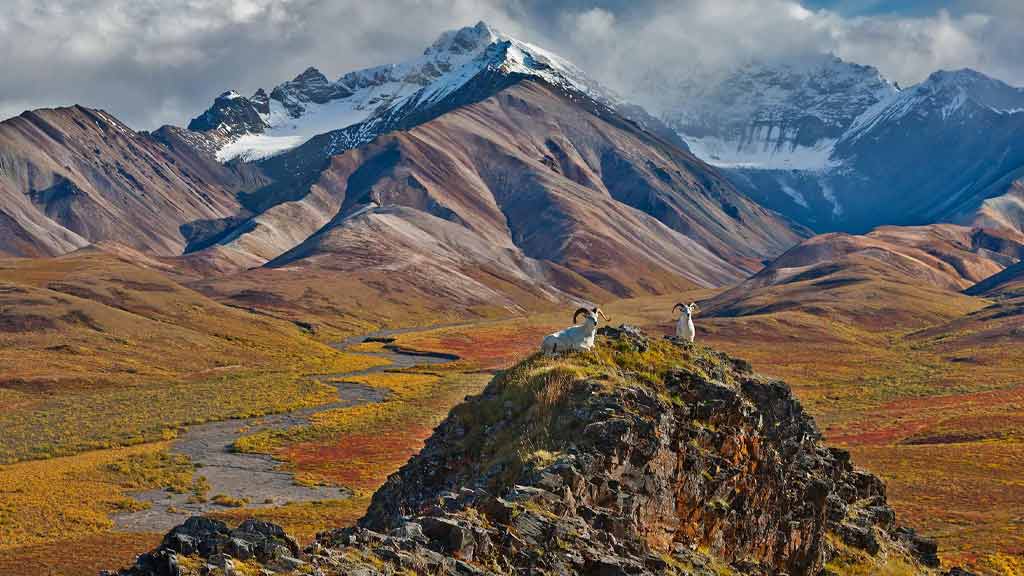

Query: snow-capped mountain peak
[[842, 68, 1024, 144], [920, 68, 1024, 113], [190, 21, 618, 163], [648, 53, 897, 170], [425, 20, 498, 56]]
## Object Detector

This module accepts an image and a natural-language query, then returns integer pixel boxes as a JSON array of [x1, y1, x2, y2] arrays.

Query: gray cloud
[[1, 0, 1022, 129], [550, 1, 1024, 101], [0, 0, 519, 128]]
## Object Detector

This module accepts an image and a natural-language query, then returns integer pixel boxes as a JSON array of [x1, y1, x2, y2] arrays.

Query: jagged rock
[[113, 328, 959, 575], [895, 527, 942, 568], [118, 518, 299, 576], [836, 522, 880, 554], [187, 91, 267, 136], [597, 324, 649, 351]]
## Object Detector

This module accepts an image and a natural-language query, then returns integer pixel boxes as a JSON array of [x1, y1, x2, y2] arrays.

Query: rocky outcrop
[[113, 328, 965, 575], [187, 91, 268, 136], [108, 517, 304, 576], [270, 67, 356, 118]]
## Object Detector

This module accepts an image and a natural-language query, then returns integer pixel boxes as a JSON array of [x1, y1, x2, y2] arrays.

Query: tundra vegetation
[[1, 255, 1022, 575], [386, 289, 1024, 574]]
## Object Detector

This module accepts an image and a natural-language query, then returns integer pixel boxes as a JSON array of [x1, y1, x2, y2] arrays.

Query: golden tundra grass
[[0, 442, 184, 550], [0, 253, 385, 463], [3, 251, 1021, 574]]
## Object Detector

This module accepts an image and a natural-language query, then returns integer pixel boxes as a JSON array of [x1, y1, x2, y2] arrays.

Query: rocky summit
[[112, 327, 969, 576]]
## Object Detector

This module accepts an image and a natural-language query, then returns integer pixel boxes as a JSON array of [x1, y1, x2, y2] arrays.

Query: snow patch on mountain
[[199, 21, 619, 162], [686, 134, 838, 170], [821, 183, 842, 217], [216, 133, 307, 162], [779, 182, 809, 208]]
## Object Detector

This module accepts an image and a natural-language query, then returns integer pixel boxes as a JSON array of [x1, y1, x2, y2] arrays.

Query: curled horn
[[673, 302, 686, 313], [573, 307, 591, 323]]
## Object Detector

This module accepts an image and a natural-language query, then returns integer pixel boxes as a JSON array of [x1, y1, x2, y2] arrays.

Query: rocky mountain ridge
[[186, 21, 651, 164], [112, 328, 967, 576], [690, 62, 1024, 236], [648, 54, 896, 171]]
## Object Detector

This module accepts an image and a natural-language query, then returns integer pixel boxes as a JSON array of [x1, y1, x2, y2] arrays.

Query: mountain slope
[[971, 179, 1024, 238], [205, 79, 803, 305], [704, 223, 1021, 327], [966, 259, 1024, 298], [174, 23, 806, 312], [0, 106, 264, 257]]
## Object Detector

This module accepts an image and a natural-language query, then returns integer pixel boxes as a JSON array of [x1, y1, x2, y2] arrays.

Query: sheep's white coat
[[676, 305, 696, 343], [542, 312, 599, 353]]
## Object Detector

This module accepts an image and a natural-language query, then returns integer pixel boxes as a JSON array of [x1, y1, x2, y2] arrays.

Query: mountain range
[[652, 55, 1024, 238], [1, 20, 1022, 320], [0, 22, 807, 319], [2, 19, 1023, 331]]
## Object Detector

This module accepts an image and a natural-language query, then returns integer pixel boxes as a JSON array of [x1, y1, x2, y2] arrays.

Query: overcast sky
[[1, 0, 1022, 129]]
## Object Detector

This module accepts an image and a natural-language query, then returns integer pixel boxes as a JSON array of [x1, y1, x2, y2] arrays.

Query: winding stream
[[113, 327, 458, 533]]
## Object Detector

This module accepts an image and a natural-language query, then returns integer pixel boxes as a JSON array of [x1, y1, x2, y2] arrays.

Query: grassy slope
[[0, 251, 383, 463], [189, 265, 570, 344], [0, 442, 177, 572]]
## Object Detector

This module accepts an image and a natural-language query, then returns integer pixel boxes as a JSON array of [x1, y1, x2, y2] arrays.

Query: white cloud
[[568, 7, 616, 41], [549, 0, 1024, 107], [0, 0, 519, 128], [0, 0, 1022, 129]]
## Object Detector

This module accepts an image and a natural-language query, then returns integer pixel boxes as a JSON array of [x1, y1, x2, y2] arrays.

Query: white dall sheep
[[541, 307, 609, 354], [673, 302, 698, 343]]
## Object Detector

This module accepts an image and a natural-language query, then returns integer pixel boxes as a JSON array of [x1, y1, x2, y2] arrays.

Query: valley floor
[[1, 291, 1022, 575]]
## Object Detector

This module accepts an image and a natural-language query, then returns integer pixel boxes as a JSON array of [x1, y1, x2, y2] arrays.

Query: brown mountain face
[[705, 223, 1022, 327], [0, 106, 263, 257], [205, 80, 804, 302], [0, 78, 804, 311], [967, 260, 1024, 298]]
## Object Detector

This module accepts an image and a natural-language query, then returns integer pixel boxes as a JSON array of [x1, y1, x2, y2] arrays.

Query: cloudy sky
[[1, 0, 1021, 129]]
